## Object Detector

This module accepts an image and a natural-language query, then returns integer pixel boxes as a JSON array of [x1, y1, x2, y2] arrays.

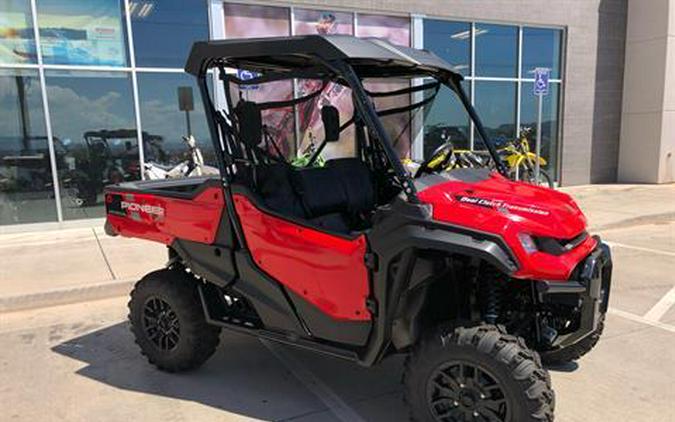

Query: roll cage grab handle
[[195, 59, 508, 207]]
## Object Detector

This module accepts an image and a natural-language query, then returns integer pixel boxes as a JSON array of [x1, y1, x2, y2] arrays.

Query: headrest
[[235, 101, 262, 147], [321, 105, 340, 143]]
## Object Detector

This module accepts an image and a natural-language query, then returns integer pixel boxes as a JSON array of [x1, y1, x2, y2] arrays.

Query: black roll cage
[[189, 41, 508, 206]]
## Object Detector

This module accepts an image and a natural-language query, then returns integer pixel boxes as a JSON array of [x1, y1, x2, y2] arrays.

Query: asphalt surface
[[1, 186, 674, 421]]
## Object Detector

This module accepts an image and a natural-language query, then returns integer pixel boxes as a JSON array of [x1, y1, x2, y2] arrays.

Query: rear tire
[[403, 324, 554, 422], [519, 167, 554, 188], [540, 314, 605, 365], [128, 269, 221, 372]]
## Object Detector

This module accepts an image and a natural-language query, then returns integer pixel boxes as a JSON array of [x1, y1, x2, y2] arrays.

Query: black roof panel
[[184, 35, 460, 80]]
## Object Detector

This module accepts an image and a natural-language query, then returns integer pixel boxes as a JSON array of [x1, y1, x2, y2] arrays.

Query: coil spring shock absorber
[[481, 268, 505, 324]]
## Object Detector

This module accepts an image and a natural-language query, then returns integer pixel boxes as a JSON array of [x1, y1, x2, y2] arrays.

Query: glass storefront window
[[423, 81, 471, 158], [473, 81, 517, 147], [0, 1, 37, 64], [36, 0, 129, 66], [131, 0, 208, 68], [520, 82, 561, 179], [522, 27, 563, 79], [475, 23, 518, 77], [137, 72, 214, 167], [0, 69, 58, 225], [423, 20, 471, 76], [45, 70, 137, 220]]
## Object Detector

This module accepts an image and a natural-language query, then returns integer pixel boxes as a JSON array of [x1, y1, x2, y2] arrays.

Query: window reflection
[[36, 0, 129, 66], [45, 70, 137, 220], [522, 28, 563, 79], [0, 69, 58, 224], [521, 82, 561, 179], [473, 82, 517, 147], [423, 81, 471, 158], [0, 1, 37, 64], [131, 0, 208, 68], [475, 24, 518, 77], [137, 72, 214, 168], [294, 9, 355, 160], [423, 20, 471, 76]]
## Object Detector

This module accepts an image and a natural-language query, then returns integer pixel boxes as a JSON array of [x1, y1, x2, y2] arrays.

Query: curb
[[0, 278, 136, 314]]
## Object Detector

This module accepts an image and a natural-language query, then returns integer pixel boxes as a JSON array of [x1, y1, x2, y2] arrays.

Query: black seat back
[[326, 158, 375, 215], [292, 158, 375, 218], [235, 101, 262, 148]]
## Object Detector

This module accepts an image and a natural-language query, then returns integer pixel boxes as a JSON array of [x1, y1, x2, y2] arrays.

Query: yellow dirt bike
[[498, 128, 553, 188], [402, 142, 488, 176]]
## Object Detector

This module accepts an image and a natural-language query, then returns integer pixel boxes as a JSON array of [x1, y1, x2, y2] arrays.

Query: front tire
[[403, 325, 554, 422], [128, 269, 221, 372]]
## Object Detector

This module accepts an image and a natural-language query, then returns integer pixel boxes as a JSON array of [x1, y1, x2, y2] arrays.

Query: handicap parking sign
[[533, 68, 550, 96]]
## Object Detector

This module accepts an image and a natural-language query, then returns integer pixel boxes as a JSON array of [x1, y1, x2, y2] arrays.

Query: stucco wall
[[618, 0, 674, 183]]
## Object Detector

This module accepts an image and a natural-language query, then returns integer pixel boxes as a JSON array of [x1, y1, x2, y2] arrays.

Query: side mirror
[[321, 105, 340, 143]]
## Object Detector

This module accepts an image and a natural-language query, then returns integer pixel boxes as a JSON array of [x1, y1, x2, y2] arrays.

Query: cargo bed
[[104, 177, 225, 245]]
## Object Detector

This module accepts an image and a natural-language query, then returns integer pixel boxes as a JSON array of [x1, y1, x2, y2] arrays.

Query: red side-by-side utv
[[104, 35, 612, 421]]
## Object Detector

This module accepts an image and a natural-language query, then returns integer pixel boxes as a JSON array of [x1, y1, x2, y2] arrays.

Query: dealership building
[[0, 0, 673, 230]]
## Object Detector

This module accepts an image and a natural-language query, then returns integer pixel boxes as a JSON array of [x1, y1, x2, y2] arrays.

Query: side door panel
[[232, 194, 371, 322]]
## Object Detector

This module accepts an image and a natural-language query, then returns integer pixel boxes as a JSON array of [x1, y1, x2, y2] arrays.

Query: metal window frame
[[30, 0, 63, 222]]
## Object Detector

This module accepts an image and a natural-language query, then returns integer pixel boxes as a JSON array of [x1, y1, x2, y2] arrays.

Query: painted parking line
[[260, 339, 367, 422], [604, 241, 675, 257], [608, 308, 675, 333], [643, 285, 675, 323]]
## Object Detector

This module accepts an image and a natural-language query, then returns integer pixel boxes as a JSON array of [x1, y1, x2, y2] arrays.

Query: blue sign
[[237, 69, 259, 90], [533, 68, 550, 96]]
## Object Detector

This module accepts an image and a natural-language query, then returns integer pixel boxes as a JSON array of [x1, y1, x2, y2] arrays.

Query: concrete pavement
[[0, 226, 166, 312]]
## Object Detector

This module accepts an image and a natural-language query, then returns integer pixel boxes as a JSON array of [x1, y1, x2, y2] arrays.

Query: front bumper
[[537, 237, 613, 349]]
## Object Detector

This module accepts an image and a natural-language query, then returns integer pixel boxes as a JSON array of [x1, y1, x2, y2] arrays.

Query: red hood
[[416, 170, 594, 280], [417, 171, 586, 239]]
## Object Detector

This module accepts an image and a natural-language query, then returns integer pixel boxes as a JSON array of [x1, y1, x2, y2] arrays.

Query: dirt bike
[[498, 128, 554, 188], [144, 135, 218, 180]]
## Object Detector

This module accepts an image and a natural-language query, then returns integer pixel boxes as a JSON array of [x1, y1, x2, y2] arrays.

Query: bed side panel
[[105, 186, 224, 245]]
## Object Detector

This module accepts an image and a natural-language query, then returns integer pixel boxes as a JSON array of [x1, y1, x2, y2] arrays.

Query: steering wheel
[[414, 141, 454, 178]]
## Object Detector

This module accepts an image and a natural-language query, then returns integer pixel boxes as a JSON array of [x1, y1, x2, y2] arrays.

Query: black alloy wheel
[[129, 269, 221, 372], [143, 297, 180, 351], [427, 361, 509, 421], [403, 325, 554, 422]]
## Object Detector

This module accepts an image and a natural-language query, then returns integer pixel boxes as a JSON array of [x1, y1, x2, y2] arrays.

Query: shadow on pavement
[[545, 362, 579, 373], [51, 322, 405, 421]]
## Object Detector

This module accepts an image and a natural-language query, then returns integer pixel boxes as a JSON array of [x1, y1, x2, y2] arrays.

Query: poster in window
[[36, 0, 127, 66], [294, 9, 354, 159], [357, 14, 412, 158], [223, 3, 295, 157], [0, 2, 36, 63]]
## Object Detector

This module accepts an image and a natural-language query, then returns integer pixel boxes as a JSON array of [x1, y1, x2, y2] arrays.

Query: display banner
[[222, 3, 412, 158], [38, 0, 127, 66], [358, 14, 412, 157], [294, 9, 355, 159], [0, 0, 127, 66], [0, 3, 36, 64], [224, 3, 295, 157]]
